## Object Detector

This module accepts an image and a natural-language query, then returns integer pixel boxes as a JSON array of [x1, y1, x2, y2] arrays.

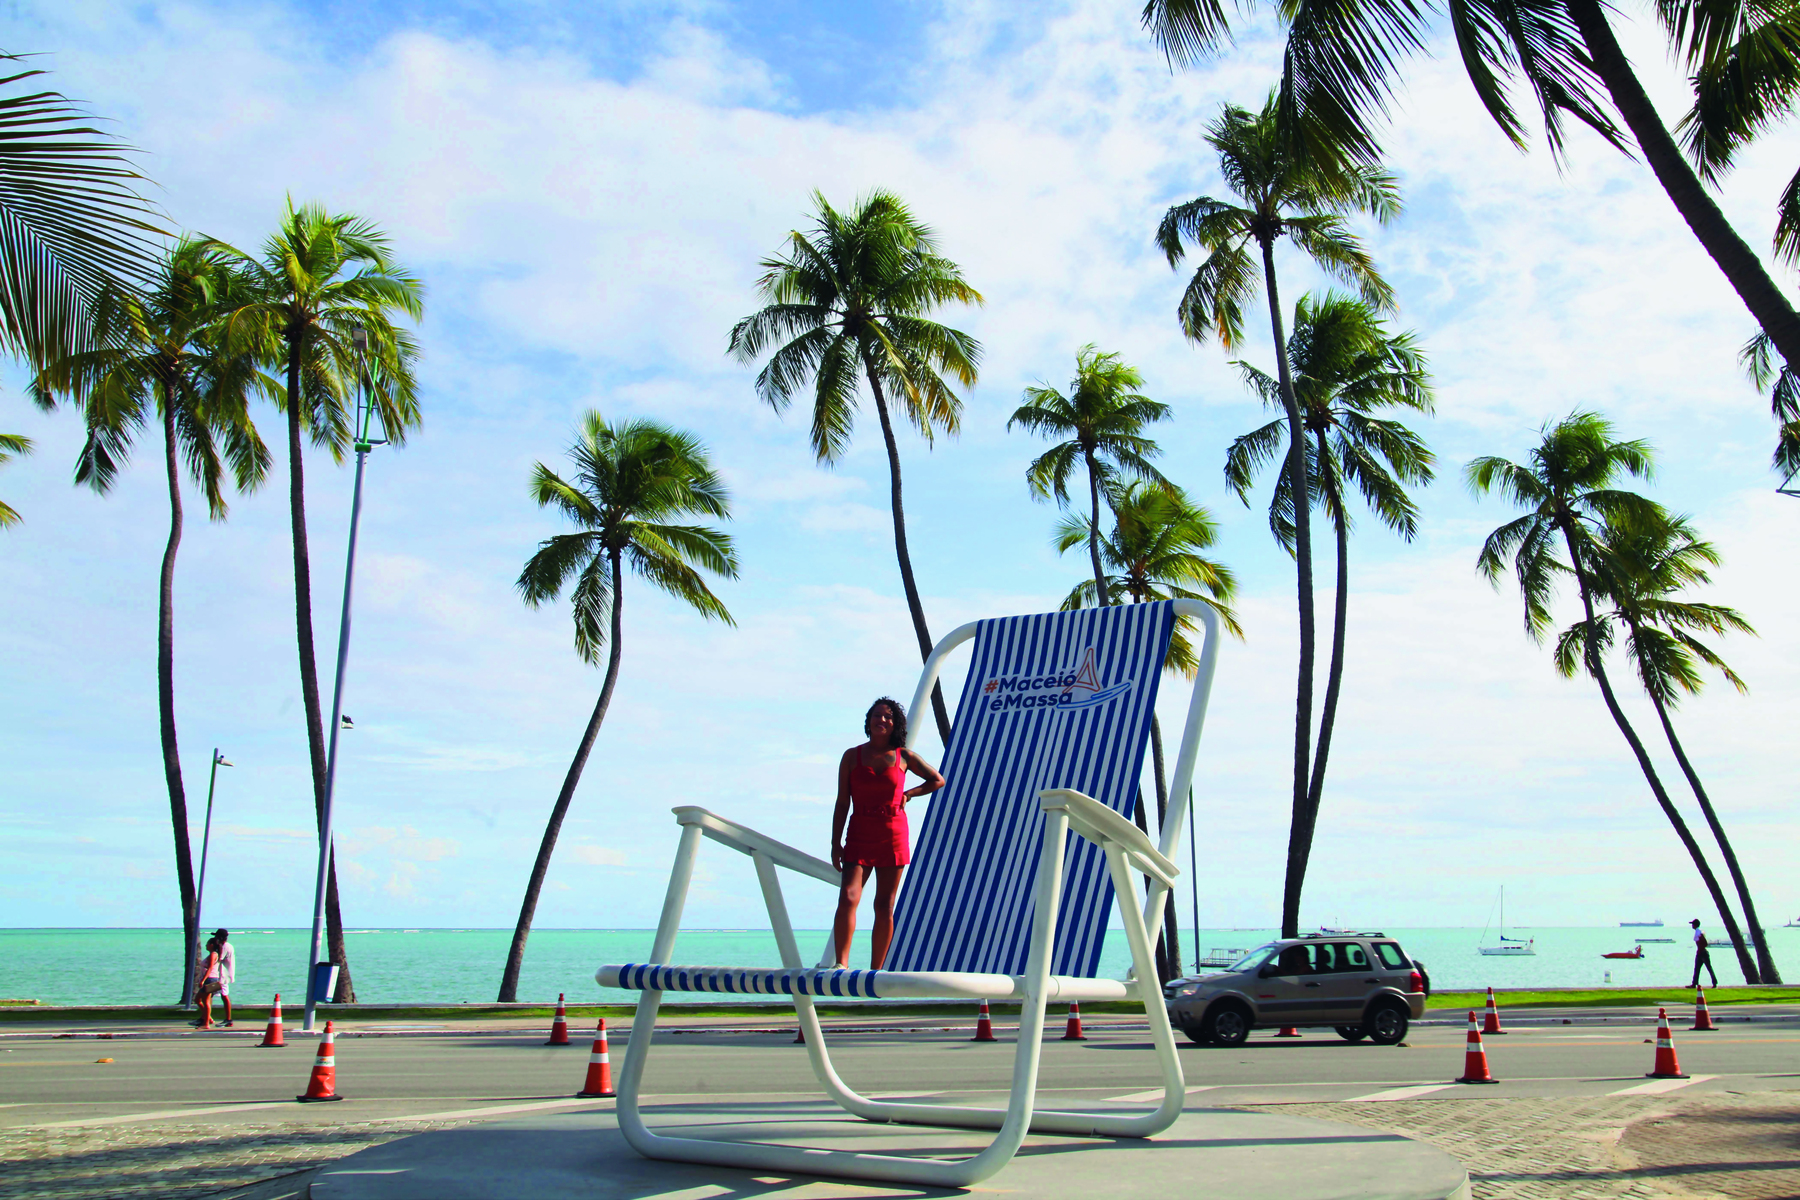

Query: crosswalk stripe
[[1609, 1074, 1714, 1096], [22, 1102, 292, 1130], [1345, 1084, 1457, 1102], [390, 1097, 609, 1122], [1106, 1085, 1216, 1104]]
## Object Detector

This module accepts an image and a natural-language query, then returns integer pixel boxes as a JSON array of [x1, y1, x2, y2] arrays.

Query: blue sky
[[2, 0, 1796, 938]]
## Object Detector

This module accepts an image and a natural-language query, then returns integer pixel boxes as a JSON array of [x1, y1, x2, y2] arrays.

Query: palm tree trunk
[[284, 342, 354, 1002], [862, 361, 952, 747], [1307, 447, 1350, 823], [159, 399, 198, 1004], [499, 548, 624, 1002], [1083, 446, 1111, 606], [1150, 716, 1181, 974], [1261, 238, 1315, 940], [1644, 679, 1781, 982], [1561, 526, 1760, 982], [1128, 787, 1172, 982], [1567, 0, 1800, 370]]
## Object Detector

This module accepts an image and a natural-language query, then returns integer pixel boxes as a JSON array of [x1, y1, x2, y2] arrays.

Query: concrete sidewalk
[[3, 1091, 1796, 1199]]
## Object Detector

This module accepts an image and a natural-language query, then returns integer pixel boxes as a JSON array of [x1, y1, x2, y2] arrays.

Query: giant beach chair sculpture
[[597, 599, 1222, 1187]]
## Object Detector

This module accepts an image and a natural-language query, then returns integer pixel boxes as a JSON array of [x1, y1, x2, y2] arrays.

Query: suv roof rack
[[1296, 931, 1387, 939]]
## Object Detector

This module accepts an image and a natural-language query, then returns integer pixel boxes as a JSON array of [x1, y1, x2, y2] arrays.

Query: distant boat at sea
[[1620, 920, 1664, 927], [1478, 887, 1535, 956], [1197, 947, 1248, 968], [1603, 946, 1645, 959], [1635, 937, 1675, 944]]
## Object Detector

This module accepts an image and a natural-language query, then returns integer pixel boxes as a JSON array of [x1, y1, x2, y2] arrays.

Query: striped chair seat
[[597, 962, 1133, 1002]]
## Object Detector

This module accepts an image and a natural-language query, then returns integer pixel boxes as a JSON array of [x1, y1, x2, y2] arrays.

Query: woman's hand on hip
[[831, 844, 844, 873]]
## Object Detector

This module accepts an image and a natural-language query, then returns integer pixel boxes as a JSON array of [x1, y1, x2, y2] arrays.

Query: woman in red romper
[[831, 697, 945, 969]]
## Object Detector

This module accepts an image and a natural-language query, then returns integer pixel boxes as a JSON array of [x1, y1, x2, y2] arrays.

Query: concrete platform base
[[310, 1095, 1471, 1198]]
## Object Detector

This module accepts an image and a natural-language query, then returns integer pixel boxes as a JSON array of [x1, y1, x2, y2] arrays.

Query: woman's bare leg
[[870, 864, 904, 969], [833, 866, 868, 968]]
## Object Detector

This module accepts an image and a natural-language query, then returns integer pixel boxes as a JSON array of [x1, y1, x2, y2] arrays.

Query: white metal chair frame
[[601, 600, 1223, 1187]]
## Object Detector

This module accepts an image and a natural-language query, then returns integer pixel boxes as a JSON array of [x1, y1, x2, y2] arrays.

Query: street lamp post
[[303, 328, 387, 1033], [181, 749, 232, 1008]]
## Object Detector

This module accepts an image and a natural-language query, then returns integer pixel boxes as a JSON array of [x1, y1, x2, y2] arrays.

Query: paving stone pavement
[[2, 1094, 1796, 1199], [1251, 1091, 1800, 1200], [0, 1120, 472, 1200]]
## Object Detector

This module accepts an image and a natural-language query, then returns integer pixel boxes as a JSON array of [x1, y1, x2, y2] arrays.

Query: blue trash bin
[[310, 962, 340, 1006]]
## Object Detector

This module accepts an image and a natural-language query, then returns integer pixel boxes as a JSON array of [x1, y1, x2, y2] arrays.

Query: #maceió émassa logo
[[980, 647, 1133, 714]]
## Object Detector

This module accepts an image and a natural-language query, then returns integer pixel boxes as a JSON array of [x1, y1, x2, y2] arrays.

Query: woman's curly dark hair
[[863, 696, 907, 748]]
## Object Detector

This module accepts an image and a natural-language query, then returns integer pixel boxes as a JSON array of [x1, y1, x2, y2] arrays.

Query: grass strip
[[1425, 986, 1795, 1010]]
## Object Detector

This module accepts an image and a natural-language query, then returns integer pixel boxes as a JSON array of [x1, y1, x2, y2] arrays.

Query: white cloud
[[3, 0, 1796, 941]]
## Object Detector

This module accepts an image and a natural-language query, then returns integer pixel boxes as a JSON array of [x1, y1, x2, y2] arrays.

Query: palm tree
[[1057, 480, 1241, 978], [1158, 94, 1398, 938], [218, 202, 423, 1002], [498, 412, 738, 1001], [1225, 293, 1434, 873], [31, 238, 271, 1000], [1738, 334, 1800, 490], [0, 52, 165, 521], [1010, 344, 1171, 607], [1558, 515, 1779, 981], [728, 190, 981, 747], [1467, 412, 1761, 982], [1142, 0, 1800, 374], [0, 433, 28, 527]]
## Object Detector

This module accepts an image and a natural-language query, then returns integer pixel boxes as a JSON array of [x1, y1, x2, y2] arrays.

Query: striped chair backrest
[[886, 601, 1174, 977]]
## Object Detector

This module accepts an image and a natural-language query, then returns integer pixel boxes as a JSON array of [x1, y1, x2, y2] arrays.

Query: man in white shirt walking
[[1689, 918, 1718, 989], [213, 929, 237, 1027]]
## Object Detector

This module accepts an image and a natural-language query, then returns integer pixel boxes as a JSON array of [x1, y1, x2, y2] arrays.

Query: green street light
[[182, 749, 233, 1008], [303, 327, 387, 1032]]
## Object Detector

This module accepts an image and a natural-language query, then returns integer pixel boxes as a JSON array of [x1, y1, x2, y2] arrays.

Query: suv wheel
[[1181, 1023, 1213, 1046], [1365, 1001, 1409, 1045], [1200, 1002, 1251, 1047], [1335, 1025, 1368, 1042]]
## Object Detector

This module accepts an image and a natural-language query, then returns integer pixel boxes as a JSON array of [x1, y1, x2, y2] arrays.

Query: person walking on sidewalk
[[193, 937, 222, 1029], [212, 929, 236, 1027], [1689, 918, 1719, 988]]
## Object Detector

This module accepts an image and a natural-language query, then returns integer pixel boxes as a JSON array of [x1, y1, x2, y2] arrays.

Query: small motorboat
[[1196, 947, 1249, 969], [1635, 937, 1675, 943], [1602, 946, 1645, 959]]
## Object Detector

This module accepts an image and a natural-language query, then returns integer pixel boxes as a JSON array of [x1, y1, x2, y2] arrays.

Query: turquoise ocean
[[5, 926, 1795, 1006]]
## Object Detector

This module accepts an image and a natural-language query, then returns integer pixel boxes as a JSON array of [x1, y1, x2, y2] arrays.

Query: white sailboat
[[1478, 886, 1536, 956]]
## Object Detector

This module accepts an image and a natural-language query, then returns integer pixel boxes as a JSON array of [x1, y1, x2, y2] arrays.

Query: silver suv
[[1165, 933, 1426, 1046]]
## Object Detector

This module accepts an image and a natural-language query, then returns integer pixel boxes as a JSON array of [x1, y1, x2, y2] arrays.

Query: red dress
[[843, 747, 911, 868]]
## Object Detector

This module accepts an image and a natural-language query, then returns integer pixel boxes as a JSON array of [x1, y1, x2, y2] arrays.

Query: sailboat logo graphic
[[981, 647, 1133, 714]]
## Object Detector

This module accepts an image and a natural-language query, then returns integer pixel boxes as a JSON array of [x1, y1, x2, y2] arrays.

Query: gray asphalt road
[[3, 1006, 1795, 1132]]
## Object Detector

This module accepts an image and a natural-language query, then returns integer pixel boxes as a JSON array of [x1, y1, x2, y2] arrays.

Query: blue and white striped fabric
[[605, 963, 885, 998], [886, 602, 1174, 978]]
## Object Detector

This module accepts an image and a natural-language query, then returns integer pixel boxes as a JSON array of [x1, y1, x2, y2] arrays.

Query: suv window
[[1323, 942, 1369, 972], [1372, 942, 1408, 970]]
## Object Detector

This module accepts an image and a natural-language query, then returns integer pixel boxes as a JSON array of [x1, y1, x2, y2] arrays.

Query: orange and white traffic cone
[[258, 994, 286, 1048], [545, 993, 571, 1046], [1456, 1010, 1498, 1084], [1648, 1008, 1689, 1078], [576, 1019, 614, 1097], [971, 998, 997, 1042], [1691, 988, 1717, 1031], [1274, 1026, 1302, 1038], [1061, 1003, 1088, 1041], [1482, 987, 1507, 1034], [296, 1020, 344, 1102]]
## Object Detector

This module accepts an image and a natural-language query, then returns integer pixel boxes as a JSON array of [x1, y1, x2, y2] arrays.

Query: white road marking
[[390, 1097, 611, 1122], [1346, 1084, 1457, 1102], [1609, 1075, 1715, 1096], [1107, 1085, 1217, 1104], [23, 1102, 293, 1129]]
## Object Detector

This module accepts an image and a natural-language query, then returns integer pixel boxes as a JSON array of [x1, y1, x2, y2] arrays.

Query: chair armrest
[[1038, 789, 1179, 890], [672, 806, 840, 887]]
